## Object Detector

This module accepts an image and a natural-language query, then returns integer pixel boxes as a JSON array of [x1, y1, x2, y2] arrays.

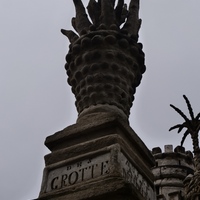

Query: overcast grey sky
[[1, 0, 200, 199]]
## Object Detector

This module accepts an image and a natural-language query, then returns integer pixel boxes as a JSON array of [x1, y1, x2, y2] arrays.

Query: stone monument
[[36, 0, 155, 199]]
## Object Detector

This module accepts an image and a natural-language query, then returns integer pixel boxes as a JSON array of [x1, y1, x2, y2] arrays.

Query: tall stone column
[[36, 0, 155, 199]]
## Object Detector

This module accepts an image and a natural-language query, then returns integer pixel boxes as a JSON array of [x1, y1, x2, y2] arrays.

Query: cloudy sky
[[1, 0, 200, 199]]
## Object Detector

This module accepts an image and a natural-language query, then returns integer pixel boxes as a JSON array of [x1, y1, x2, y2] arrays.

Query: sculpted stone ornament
[[37, 1, 156, 199], [61, 0, 145, 122]]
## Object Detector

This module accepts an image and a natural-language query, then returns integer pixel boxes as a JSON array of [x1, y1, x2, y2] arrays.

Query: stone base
[[36, 115, 155, 200], [37, 178, 146, 200]]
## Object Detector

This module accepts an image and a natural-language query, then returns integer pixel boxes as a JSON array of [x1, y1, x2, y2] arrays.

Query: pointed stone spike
[[122, 0, 141, 36], [120, 4, 128, 25], [73, 0, 92, 34], [100, 0, 116, 27], [115, 0, 124, 26], [87, 0, 101, 26], [61, 29, 79, 43], [71, 17, 78, 33]]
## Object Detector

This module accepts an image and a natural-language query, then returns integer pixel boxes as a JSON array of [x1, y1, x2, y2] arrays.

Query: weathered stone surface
[[36, 0, 155, 199], [61, 0, 145, 121], [46, 152, 110, 193], [37, 177, 144, 200], [37, 117, 155, 200], [164, 145, 173, 153], [152, 147, 162, 155], [168, 191, 182, 200], [156, 194, 166, 200], [152, 145, 194, 200], [44, 115, 154, 169], [120, 152, 155, 199], [38, 144, 155, 200]]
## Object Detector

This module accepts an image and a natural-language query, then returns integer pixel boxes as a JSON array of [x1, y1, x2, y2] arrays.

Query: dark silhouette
[[169, 95, 200, 151], [169, 95, 200, 199]]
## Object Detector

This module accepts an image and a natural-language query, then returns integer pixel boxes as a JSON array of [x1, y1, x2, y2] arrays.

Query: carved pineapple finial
[[61, 0, 145, 121]]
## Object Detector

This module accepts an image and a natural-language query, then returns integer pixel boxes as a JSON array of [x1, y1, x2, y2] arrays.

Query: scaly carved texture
[[185, 174, 200, 199], [185, 154, 200, 199], [62, 0, 145, 118], [65, 31, 145, 116]]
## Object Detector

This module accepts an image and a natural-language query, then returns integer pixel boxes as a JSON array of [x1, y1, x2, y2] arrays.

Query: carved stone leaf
[[87, 0, 101, 27], [122, 0, 140, 36], [73, 0, 92, 34], [100, 0, 116, 27]]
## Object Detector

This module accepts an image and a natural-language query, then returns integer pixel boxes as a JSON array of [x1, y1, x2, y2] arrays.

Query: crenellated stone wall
[[152, 145, 194, 200]]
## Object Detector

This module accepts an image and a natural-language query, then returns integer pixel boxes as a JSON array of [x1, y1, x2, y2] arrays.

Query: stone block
[[152, 147, 162, 155], [38, 144, 155, 200], [164, 145, 173, 153], [36, 117, 155, 200]]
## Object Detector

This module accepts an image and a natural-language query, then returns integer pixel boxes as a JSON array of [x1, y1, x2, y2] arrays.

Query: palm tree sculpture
[[169, 95, 200, 199]]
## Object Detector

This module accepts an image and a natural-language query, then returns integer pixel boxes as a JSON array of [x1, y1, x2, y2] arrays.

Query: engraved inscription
[[46, 153, 110, 192], [120, 153, 155, 200]]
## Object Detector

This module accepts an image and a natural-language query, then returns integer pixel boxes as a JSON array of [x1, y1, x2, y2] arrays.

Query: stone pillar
[[36, 0, 155, 199], [152, 145, 194, 200], [37, 116, 155, 200]]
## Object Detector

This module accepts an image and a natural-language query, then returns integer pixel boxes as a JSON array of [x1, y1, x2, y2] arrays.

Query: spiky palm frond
[[170, 104, 189, 122], [169, 124, 184, 132], [169, 95, 200, 148], [181, 130, 189, 146], [183, 95, 194, 120]]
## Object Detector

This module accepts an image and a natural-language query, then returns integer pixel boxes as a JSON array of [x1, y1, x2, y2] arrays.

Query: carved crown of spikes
[[61, 0, 146, 121]]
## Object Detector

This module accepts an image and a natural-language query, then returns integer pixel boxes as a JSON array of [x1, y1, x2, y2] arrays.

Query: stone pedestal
[[36, 115, 155, 200]]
